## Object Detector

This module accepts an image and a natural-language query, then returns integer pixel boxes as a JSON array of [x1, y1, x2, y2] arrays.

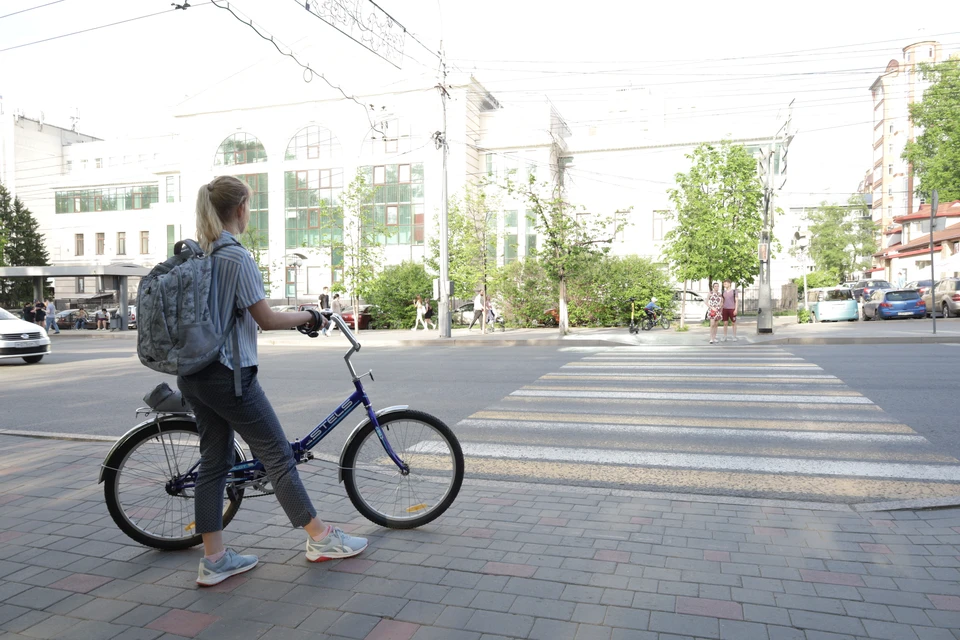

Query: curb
[[2, 429, 958, 514], [763, 336, 960, 345]]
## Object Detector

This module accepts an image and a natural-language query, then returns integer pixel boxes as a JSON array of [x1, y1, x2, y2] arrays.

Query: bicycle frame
[[167, 314, 407, 494]]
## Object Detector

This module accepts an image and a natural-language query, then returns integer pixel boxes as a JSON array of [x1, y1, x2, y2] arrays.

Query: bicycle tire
[[642, 318, 653, 331], [102, 421, 244, 550], [342, 410, 463, 529], [660, 317, 672, 330]]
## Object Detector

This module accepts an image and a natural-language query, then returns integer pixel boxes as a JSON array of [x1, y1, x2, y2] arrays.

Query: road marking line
[[504, 396, 883, 411], [563, 363, 822, 369], [469, 410, 912, 432], [416, 442, 960, 481], [541, 373, 843, 384], [454, 458, 960, 501], [511, 389, 872, 404], [525, 384, 862, 397]]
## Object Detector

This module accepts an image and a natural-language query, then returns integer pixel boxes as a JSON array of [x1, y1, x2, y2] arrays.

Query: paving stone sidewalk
[[1, 434, 959, 640]]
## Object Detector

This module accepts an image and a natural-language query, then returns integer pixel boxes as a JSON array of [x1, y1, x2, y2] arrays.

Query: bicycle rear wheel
[[102, 421, 244, 550], [342, 410, 463, 529]]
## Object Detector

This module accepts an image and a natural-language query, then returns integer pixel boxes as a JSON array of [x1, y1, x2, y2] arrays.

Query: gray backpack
[[136, 237, 245, 396]]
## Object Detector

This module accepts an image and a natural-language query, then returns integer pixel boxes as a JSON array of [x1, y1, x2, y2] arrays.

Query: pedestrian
[[720, 280, 738, 342], [34, 302, 46, 328], [329, 294, 342, 336], [317, 287, 331, 336], [896, 270, 906, 289], [707, 282, 722, 344], [468, 290, 484, 330], [412, 295, 428, 331], [485, 296, 496, 330], [423, 298, 435, 330], [44, 299, 60, 334], [97, 308, 110, 331], [179, 176, 366, 587], [22, 302, 35, 324]]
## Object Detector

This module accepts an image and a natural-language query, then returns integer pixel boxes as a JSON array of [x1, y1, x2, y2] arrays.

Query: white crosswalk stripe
[[454, 345, 960, 503]]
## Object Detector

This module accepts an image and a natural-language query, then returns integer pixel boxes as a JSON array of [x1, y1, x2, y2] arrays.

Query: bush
[[565, 255, 674, 327], [493, 257, 557, 326], [364, 261, 433, 329], [797, 308, 812, 324]]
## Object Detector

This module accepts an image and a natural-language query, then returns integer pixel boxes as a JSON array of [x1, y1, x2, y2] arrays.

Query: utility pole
[[930, 189, 938, 334], [757, 103, 793, 334], [436, 46, 452, 338]]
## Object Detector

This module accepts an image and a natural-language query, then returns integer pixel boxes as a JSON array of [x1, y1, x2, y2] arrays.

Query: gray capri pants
[[178, 362, 317, 534]]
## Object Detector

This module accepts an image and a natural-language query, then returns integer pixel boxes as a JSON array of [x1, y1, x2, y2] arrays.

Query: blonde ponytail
[[195, 176, 250, 252]]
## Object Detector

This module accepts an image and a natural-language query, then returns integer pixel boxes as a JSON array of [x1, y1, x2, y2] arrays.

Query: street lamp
[[285, 252, 308, 307]]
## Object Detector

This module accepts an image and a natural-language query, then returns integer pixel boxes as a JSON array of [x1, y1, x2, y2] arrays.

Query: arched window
[[214, 133, 267, 166], [363, 118, 417, 156], [285, 125, 341, 162]]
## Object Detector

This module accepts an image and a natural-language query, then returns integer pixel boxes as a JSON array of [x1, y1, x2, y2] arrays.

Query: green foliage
[[904, 58, 960, 202], [792, 270, 841, 295], [797, 308, 812, 324], [0, 182, 51, 307], [506, 172, 624, 333], [805, 196, 876, 281], [239, 227, 270, 296], [364, 261, 433, 329], [675, 324, 690, 332], [564, 255, 673, 327], [427, 182, 499, 300], [492, 257, 556, 326], [664, 142, 765, 286]]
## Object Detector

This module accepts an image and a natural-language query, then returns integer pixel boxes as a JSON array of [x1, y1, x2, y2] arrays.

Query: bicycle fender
[[337, 405, 410, 483], [98, 416, 248, 484]]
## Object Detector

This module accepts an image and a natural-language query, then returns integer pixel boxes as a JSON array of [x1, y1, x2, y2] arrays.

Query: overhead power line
[[0, 0, 65, 21]]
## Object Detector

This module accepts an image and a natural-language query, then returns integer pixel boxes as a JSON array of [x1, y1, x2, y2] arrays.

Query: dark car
[[340, 305, 378, 330], [55, 309, 97, 330], [862, 289, 926, 320], [905, 279, 935, 297], [852, 279, 892, 302]]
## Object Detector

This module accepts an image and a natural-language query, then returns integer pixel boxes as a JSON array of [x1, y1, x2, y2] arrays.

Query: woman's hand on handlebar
[[298, 308, 323, 338]]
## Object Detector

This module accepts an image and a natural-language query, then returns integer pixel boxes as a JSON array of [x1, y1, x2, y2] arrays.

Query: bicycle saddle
[[143, 382, 191, 413]]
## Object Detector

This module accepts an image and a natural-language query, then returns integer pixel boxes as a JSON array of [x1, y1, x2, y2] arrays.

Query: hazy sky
[[2, 0, 959, 202]]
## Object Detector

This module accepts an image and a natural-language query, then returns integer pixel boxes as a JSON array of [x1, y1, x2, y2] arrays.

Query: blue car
[[862, 289, 926, 320], [806, 287, 858, 322]]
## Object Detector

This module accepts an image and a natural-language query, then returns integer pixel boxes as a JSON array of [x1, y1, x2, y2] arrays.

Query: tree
[[427, 182, 500, 327], [805, 195, 877, 282], [507, 171, 623, 335], [330, 171, 388, 330], [663, 142, 765, 289], [904, 57, 960, 202], [364, 261, 433, 329], [0, 182, 51, 307]]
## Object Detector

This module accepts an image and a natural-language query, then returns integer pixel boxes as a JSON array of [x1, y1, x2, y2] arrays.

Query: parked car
[[862, 289, 926, 320], [839, 281, 857, 289], [672, 290, 708, 322], [905, 279, 935, 297], [340, 305, 378, 330], [270, 305, 298, 313], [806, 287, 858, 322], [453, 302, 475, 325], [0, 307, 51, 364], [55, 309, 97, 330], [921, 277, 960, 318], [851, 279, 893, 302], [2, 309, 23, 319], [106, 305, 137, 329]]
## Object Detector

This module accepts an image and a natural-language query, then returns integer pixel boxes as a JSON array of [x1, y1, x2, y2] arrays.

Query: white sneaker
[[306, 528, 368, 562]]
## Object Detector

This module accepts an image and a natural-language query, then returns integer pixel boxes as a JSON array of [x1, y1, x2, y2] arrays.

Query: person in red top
[[721, 280, 738, 342]]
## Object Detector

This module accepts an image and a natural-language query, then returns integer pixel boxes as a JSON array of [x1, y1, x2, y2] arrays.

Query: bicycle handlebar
[[320, 312, 366, 380]]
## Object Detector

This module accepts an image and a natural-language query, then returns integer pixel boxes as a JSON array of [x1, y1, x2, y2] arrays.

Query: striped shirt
[[209, 231, 264, 370]]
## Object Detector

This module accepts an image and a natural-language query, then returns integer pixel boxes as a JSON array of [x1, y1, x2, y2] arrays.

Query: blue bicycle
[[100, 314, 464, 550]]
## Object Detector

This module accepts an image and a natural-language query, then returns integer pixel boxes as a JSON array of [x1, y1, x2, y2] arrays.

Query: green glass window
[[284, 169, 343, 249], [214, 132, 267, 166], [55, 185, 159, 214], [360, 163, 425, 246], [234, 174, 269, 248], [167, 225, 177, 258]]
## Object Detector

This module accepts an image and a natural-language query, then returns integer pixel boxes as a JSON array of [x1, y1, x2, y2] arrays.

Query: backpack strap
[[208, 236, 245, 398]]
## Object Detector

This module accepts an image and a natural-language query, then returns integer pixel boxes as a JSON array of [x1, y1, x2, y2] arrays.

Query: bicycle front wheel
[[342, 410, 463, 529], [102, 421, 244, 550], [660, 317, 672, 330]]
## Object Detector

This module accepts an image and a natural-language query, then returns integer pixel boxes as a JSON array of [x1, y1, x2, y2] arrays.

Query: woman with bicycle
[[181, 176, 367, 586]]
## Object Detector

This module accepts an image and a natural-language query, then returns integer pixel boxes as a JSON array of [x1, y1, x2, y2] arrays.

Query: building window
[[140, 231, 149, 255], [364, 119, 414, 156], [888, 186, 893, 196], [75, 234, 84, 257], [361, 163, 425, 245], [96, 233, 104, 255], [929, 47, 934, 58], [95, 158, 102, 169], [76, 277, 85, 294], [65, 160, 72, 172], [653, 210, 667, 241], [285, 267, 297, 298], [888, 164, 893, 175], [167, 225, 177, 258], [80, 159, 87, 170], [117, 232, 126, 255], [165, 175, 176, 203], [485, 153, 495, 177], [214, 132, 267, 166], [906, 51, 912, 62], [525, 210, 537, 255], [284, 168, 343, 249], [889, 124, 893, 134], [504, 210, 518, 264], [235, 174, 269, 248], [285, 124, 341, 163], [888, 142, 893, 153], [55, 185, 159, 213]]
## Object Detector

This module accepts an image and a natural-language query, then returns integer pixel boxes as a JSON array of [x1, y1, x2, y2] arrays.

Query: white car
[[0, 307, 51, 364], [673, 290, 709, 322]]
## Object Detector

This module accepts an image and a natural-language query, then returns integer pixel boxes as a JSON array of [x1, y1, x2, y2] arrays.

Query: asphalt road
[[2, 337, 958, 505]]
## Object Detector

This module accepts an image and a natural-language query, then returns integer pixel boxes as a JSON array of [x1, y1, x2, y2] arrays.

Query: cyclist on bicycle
[[644, 297, 661, 321], [184, 176, 367, 587]]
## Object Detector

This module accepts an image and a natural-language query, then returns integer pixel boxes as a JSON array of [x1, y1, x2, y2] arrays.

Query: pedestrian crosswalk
[[453, 345, 960, 503]]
